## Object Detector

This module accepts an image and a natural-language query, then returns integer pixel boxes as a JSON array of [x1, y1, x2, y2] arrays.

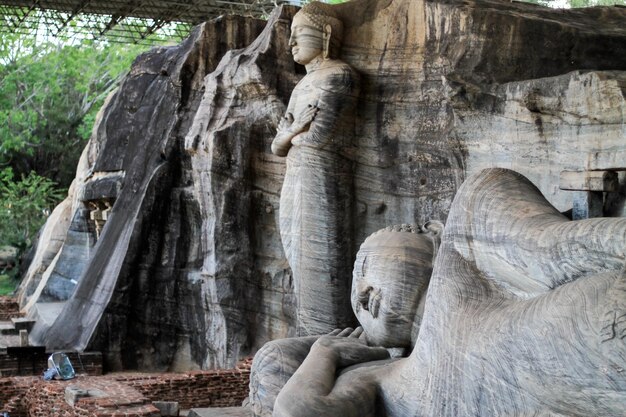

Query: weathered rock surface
[[181, 6, 300, 368], [405, 168, 626, 416], [26, 13, 274, 370], [21, 0, 626, 371], [456, 70, 626, 213], [266, 168, 626, 417]]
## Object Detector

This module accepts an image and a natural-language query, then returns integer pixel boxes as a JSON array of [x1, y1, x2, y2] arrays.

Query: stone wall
[[0, 351, 102, 377], [0, 359, 251, 417], [117, 358, 252, 409], [0, 296, 22, 321]]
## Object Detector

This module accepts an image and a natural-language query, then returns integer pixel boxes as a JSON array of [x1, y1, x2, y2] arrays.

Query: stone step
[[11, 317, 35, 332], [152, 401, 179, 417], [0, 322, 17, 335], [188, 407, 251, 417]]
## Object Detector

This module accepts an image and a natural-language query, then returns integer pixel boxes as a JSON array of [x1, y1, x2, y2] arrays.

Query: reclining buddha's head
[[351, 222, 441, 348]]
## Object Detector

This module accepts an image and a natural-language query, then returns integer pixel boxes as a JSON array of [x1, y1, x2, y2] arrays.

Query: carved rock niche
[[17, 0, 625, 378]]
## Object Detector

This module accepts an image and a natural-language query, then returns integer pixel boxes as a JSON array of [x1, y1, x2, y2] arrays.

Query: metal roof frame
[[0, 0, 291, 44]]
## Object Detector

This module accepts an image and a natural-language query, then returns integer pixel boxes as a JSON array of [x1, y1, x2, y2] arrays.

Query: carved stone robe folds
[[387, 169, 626, 417], [279, 61, 359, 336]]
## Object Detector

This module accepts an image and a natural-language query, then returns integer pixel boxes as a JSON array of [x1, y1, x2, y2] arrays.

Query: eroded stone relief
[[249, 222, 441, 416], [88, 200, 113, 240], [258, 168, 626, 417], [16, 0, 626, 376]]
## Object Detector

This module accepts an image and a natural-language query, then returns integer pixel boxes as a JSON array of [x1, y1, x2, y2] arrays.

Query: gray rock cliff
[[21, 0, 625, 371]]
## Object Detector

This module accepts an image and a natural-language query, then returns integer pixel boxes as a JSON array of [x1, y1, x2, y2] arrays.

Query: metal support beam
[[0, 0, 281, 43], [56, 0, 91, 33]]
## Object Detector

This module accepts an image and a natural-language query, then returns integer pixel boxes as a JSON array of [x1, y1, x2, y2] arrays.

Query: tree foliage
[[0, 28, 153, 271], [0, 33, 149, 188], [0, 168, 65, 252], [521, 0, 625, 7]]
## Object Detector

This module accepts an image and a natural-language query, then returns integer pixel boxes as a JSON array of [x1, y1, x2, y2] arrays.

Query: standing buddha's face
[[289, 13, 324, 66]]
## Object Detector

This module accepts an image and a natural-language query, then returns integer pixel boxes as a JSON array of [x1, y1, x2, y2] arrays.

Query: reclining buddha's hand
[[314, 327, 390, 368]]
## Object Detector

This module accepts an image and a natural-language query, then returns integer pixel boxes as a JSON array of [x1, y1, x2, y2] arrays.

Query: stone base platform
[[188, 407, 251, 417]]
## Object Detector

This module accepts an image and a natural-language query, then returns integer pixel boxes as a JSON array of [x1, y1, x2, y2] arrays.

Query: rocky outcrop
[[452, 70, 626, 213], [26, 13, 274, 370], [181, 6, 301, 367], [22, 0, 625, 371], [263, 168, 626, 417]]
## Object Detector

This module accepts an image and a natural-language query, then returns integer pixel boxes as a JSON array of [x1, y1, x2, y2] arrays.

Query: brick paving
[[1, 359, 252, 417], [115, 359, 252, 410], [0, 297, 253, 417], [0, 296, 22, 321], [2, 376, 160, 417]]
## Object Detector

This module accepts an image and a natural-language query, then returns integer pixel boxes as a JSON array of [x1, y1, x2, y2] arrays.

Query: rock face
[[181, 7, 300, 368], [266, 168, 626, 417], [21, 0, 626, 371], [25, 12, 276, 370]]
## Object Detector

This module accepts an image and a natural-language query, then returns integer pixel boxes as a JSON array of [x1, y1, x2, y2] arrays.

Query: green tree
[[0, 167, 65, 253], [0, 13, 187, 287], [0, 36, 149, 187], [568, 0, 625, 6], [521, 0, 625, 6], [0, 25, 157, 279]]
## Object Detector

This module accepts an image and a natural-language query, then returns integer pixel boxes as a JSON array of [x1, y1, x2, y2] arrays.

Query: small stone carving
[[88, 200, 112, 240], [271, 1, 360, 335], [249, 223, 441, 417], [268, 168, 626, 417]]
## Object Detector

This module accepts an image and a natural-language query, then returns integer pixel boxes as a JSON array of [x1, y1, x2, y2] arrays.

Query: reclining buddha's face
[[351, 230, 434, 348]]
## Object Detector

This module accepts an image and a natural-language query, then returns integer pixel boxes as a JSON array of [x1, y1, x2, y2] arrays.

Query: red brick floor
[[1, 359, 252, 417], [0, 295, 252, 417]]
